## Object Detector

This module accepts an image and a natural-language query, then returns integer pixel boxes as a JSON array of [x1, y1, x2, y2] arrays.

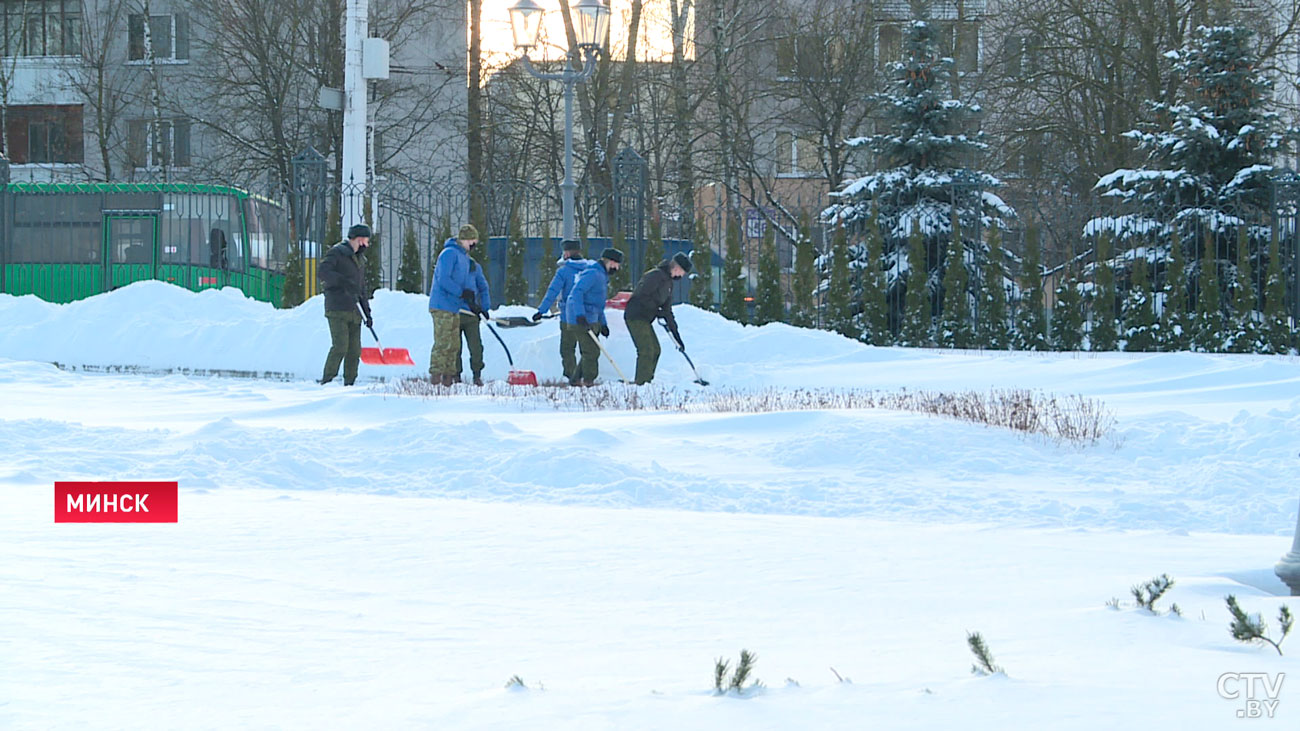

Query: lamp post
[[1277, 501, 1300, 595], [508, 0, 611, 243]]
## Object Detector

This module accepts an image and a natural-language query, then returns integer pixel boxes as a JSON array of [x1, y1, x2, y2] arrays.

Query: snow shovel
[[361, 324, 415, 366], [489, 313, 556, 328], [661, 322, 708, 386], [586, 329, 630, 384], [464, 310, 538, 386]]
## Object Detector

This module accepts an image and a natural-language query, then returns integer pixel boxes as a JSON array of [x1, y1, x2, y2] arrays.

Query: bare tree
[[72, 1, 134, 180], [768, 0, 881, 189]]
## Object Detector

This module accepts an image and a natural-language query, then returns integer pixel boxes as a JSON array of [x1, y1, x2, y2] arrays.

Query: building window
[[776, 33, 847, 80], [128, 13, 189, 61], [878, 25, 902, 67], [2, 0, 82, 57], [776, 131, 820, 177], [1, 105, 83, 163], [1007, 35, 1038, 78], [128, 119, 192, 168]]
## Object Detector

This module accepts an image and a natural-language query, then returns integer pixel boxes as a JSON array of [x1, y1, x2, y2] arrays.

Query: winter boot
[[472, 372, 484, 387]]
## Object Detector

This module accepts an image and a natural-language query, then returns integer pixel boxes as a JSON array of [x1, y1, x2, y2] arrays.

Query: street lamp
[[508, 0, 611, 243]]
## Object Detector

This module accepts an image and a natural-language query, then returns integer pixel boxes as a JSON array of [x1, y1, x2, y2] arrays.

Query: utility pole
[[341, 0, 368, 233]]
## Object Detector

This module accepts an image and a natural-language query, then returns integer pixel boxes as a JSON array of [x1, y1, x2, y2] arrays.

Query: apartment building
[[0, 0, 466, 185]]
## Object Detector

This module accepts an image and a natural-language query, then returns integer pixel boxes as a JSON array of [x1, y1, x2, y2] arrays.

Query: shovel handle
[[366, 323, 381, 347]]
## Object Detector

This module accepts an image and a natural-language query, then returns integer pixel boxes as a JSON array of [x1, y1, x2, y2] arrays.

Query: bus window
[[254, 198, 288, 271], [246, 197, 288, 271], [162, 193, 241, 269], [10, 195, 100, 263]]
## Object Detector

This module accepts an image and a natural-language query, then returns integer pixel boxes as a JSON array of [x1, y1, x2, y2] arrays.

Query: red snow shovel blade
[[360, 347, 415, 366], [507, 369, 538, 386]]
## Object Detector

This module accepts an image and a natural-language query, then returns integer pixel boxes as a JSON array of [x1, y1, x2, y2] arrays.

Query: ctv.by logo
[[1217, 672, 1285, 719]]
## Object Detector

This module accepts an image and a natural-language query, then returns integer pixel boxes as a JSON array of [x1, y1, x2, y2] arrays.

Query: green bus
[[0, 182, 289, 305]]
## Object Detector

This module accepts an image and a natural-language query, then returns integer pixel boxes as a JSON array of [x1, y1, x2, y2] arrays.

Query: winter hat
[[562, 239, 582, 253], [347, 223, 372, 240], [600, 247, 624, 263], [458, 223, 479, 241], [672, 251, 693, 273]]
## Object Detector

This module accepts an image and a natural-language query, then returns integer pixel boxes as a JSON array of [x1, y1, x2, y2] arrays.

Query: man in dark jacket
[[318, 223, 373, 385], [624, 251, 691, 384]]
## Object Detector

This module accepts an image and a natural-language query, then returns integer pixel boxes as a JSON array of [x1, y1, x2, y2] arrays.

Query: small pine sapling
[[730, 649, 757, 692], [1131, 574, 1175, 612], [967, 631, 1004, 676], [1226, 595, 1293, 656], [713, 657, 729, 693], [713, 649, 760, 695]]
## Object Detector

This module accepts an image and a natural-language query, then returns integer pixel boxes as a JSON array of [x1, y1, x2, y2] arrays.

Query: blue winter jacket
[[429, 238, 478, 313], [564, 261, 610, 326], [536, 258, 591, 318]]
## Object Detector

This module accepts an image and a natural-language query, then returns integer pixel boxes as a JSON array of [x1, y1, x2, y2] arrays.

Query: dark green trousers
[[559, 319, 580, 380], [571, 323, 600, 382], [626, 318, 661, 384], [322, 309, 362, 384], [457, 312, 484, 378]]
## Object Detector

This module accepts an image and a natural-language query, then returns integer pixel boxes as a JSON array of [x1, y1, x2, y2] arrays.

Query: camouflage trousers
[[429, 310, 461, 377]]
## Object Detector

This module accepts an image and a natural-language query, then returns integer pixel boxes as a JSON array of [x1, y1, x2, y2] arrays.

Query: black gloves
[[532, 312, 544, 322], [365, 315, 374, 329], [671, 329, 684, 350], [599, 324, 610, 338], [462, 290, 484, 316], [576, 316, 588, 326]]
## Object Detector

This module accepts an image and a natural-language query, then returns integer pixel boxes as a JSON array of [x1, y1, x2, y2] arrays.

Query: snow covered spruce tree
[[754, 226, 785, 325], [690, 219, 714, 310], [533, 222, 557, 306], [504, 213, 528, 305], [788, 212, 818, 328], [643, 217, 665, 282], [859, 205, 891, 344], [720, 224, 749, 323], [1260, 230, 1291, 353], [1122, 252, 1159, 352], [1012, 226, 1048, 351], [936, 216, 971, 348], [396, 222, 424, 294], [978, 227, 1012, 349], [826, 225, 858, 338], [823, 13, 1013, 347], [281, 244, 305, 307], [1092, 25, 1292, 354], [1051, 268, 1085, 351], [1089, 233, 1118, 351]]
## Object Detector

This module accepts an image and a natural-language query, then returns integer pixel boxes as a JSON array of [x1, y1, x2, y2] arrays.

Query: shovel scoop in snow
[[361, 324, 415, 365]]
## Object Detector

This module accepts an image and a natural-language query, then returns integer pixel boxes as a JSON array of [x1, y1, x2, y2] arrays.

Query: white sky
[[479, 0, 692, 69]]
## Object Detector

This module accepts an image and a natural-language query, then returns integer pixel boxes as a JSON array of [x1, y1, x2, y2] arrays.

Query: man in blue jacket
[[564, 247, 623, 386], [533, 239, 590, 382], [428, 224, 483, 386], [456, 257, 492, 386]]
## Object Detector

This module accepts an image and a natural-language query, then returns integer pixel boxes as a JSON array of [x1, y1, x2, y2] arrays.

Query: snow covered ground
[[1, 282, 1298, 728]]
